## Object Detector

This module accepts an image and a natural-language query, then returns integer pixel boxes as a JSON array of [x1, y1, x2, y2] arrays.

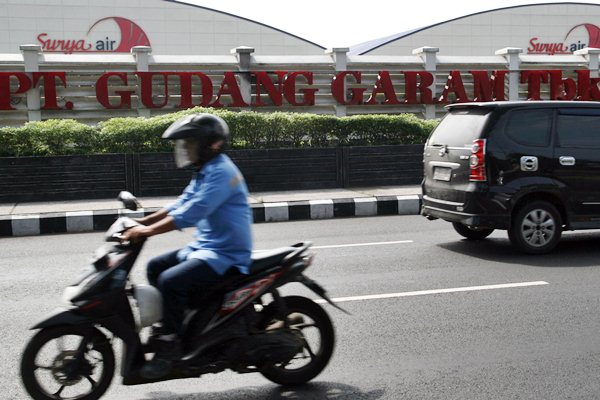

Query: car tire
[[452, 222, 494, 240], [508, 201, 562, 254]]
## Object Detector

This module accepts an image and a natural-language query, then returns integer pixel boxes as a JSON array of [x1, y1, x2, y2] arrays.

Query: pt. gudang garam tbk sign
[[2, 70, 600, 111]]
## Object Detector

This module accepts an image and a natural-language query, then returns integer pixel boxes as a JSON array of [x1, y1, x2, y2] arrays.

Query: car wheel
[[451, 222, 494, 240], [508, 201, 562, 254]]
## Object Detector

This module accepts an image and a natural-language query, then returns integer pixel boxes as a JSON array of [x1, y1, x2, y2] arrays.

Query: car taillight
[[469, 139, 487, 182]]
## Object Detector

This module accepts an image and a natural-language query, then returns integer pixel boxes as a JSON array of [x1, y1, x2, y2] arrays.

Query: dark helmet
[[162, 114, 229, 168]]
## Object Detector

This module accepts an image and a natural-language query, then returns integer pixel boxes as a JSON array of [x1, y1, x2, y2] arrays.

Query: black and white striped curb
[[0, 195, 421, 237]]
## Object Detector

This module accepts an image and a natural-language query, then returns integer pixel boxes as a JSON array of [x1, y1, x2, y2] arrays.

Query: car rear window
[[427, 108, 490, 147], [505, 109, 552, 147], [557, 110, 600, 148]]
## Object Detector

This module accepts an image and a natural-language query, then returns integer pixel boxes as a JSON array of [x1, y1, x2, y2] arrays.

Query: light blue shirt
[[166, 154, 253, 275]]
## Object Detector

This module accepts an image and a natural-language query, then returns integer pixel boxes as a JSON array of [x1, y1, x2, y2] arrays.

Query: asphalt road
[[3, 215, 600, 399]]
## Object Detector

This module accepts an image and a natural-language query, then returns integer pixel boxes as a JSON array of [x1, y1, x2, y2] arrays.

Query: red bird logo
[[87, 17, 151, 52], [566, 23, 600, 48]]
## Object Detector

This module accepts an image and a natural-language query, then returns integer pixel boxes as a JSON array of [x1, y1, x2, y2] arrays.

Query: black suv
[[422, 101, 600, 254]]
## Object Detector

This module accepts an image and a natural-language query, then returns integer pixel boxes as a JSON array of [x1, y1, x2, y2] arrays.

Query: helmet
[[162, 114, 229, 168]]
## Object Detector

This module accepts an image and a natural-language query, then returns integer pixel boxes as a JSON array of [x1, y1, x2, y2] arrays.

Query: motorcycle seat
[[249, 247, 296, 275]]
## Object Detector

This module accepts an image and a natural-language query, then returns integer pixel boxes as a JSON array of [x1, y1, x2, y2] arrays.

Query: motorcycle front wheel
[[20, 326, 115, 400], [260, 295, 335, 386]]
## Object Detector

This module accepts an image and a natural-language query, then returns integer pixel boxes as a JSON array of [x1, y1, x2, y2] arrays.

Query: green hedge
[[0, 107, 438, 157]]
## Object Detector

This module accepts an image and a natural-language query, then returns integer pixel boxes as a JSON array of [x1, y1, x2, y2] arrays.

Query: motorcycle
[[20, 191, 345, 400]]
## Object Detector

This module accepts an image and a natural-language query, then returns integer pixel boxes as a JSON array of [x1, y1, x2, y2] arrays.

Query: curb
[[0, 195, 422, 237]]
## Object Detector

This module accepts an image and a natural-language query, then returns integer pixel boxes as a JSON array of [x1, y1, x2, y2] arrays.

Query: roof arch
[[350, 2, 600, 55], [165, 0, 325, 53]]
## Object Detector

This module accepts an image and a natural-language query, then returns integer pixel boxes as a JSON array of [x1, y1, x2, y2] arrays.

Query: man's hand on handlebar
[[119, 226, 150, 243], [134, 208, 170, 226], [119, 216, 178, 244]]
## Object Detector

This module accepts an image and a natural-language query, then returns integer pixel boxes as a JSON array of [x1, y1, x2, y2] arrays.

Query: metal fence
[[1, 45, 600, 126], [0, 145, 424, 202]]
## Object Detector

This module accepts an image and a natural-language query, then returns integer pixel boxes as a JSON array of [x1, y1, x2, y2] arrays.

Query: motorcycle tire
[[21, 326, 115, 400], [260, 295, 335, 386]]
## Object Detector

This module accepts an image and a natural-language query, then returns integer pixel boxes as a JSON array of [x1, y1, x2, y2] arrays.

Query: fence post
[[496, 47, 522, 101], [336, 147, 349, 188], [20, 44, 42, 122], [132, 45, 152, 118], [412, 46, 439, 120], [232, 46, 254, 105], [326, 47, 349, 117], [574, 47, 600, 78]]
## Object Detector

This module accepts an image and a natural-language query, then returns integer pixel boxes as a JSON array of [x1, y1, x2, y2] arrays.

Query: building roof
[[166, 0, 326, 51], [349, 29, 420, 55], [349, 2, 600, 55]]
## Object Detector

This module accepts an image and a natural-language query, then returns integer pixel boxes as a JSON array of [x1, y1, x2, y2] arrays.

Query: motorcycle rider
[[120, 113, 253, 379]]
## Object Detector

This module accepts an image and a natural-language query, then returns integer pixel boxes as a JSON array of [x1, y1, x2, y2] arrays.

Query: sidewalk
[[0, 185, 422, 237]]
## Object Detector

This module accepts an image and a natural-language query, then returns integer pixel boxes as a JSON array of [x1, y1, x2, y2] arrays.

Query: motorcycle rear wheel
[[20, 326, 115, 400], [260, 295, 335, 386]]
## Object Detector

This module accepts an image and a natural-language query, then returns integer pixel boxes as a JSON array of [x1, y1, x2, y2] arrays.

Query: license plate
[[433, 167, 452, 181]]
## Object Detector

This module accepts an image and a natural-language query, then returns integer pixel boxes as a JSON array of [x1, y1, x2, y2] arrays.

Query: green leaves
[[0, 109, 439, 156], [0, 119, 97, 156]]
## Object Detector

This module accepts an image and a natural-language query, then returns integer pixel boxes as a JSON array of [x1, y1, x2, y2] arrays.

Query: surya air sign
[[36, 17, 150, 54], [528, 23, 600, 55]]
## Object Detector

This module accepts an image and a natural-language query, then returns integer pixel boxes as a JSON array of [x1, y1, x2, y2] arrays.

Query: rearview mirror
[[118, 191, 141, 211]]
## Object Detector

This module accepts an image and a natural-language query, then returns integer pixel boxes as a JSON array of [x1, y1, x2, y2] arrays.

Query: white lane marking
[[314, 281, 549, 304], [312, 240, 413, 249], [255, 240, 413, 252]]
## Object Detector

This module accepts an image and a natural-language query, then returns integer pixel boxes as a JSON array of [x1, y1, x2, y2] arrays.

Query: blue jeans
[[147, 250, 224, 335]]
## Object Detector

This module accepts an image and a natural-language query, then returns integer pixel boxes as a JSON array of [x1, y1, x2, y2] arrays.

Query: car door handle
[[559, 156, 576, 166]]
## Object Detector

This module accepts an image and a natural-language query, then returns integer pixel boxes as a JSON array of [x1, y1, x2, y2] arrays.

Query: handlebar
[[105, 217, 144, 243]]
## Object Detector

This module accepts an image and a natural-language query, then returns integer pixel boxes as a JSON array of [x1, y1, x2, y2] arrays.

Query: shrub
[[0, 109, 439, 156], [339, 114, 433, 146], [0, 119, 98, 156], [96, 107, 218, 153]]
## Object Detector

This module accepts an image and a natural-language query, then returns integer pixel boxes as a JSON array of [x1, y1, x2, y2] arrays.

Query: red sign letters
[[2, 70, 600, 111]]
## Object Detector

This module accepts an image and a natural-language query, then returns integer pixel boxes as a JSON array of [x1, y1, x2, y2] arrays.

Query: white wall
[[0, 0, 325, 55]]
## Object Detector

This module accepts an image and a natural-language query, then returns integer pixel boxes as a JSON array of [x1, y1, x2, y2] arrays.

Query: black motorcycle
[[20, 191, 344, 400]]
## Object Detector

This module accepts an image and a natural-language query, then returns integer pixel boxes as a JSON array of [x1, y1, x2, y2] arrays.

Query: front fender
[[31, 307, 89, 330]]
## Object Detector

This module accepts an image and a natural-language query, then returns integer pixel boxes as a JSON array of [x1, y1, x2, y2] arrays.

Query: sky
[[181, 0, 600, 48]]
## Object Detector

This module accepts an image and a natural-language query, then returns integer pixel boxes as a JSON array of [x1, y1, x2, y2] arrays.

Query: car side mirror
[[118, 191, 141, 211]]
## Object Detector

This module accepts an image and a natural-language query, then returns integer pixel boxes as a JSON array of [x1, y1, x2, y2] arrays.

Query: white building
[[2, 1, 600, 124], [0, 0, 325, 55], [2, 2, 600, 57], [351, 3, 600, 56]]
